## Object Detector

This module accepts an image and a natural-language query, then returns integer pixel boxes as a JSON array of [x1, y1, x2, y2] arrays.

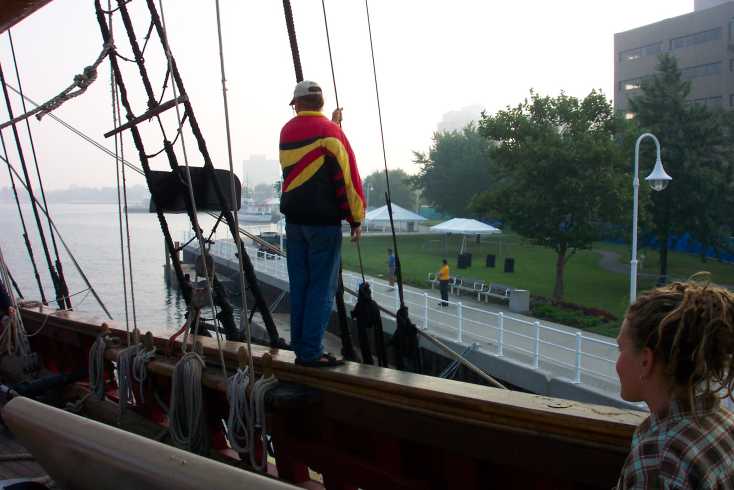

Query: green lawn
[[341, 233, 734, 328]]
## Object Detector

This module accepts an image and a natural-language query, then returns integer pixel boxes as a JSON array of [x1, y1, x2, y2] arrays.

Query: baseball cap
[[289, 80, 323, 105]]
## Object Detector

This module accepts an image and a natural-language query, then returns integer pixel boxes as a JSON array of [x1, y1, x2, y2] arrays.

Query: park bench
[[478, 283, 513, 303], [455, 279, 487, 299], [427, 272, 439, 289], [449, 277, 462, 295]]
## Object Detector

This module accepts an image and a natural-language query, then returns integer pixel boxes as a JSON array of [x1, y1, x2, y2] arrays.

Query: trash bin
[[485, 254, 496, 268], [504, 257, 515, 273], [509, 289, 530, 313], [457, 253, 472, 269]]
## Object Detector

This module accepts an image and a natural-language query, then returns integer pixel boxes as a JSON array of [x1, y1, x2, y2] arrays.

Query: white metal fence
[[187, 234, 621, 393]]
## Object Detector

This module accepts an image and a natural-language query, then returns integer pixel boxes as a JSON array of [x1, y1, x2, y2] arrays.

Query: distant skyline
[[0, 0, 693, 190]]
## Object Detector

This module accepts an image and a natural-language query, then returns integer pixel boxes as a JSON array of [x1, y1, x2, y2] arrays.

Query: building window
[[670, 27, 722, 50], [621, 78, 643, 91], [690, 96, 723, 108], [619, 42, 662, 62], [681, 61, 722, 80]]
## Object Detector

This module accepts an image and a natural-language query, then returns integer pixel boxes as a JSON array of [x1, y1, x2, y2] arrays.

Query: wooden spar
[[20, 304, 643, 450], [2, 397, 296, 490], [0, 0, 54, 34], [102, 96, 188, 139]]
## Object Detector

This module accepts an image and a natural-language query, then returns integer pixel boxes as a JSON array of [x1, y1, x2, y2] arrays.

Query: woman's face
[[616, 319, 647, 402]]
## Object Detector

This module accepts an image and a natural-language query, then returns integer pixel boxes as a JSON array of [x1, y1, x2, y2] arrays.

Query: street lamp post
[[368, 184, 375, 209], [630, 133, 672, 304]]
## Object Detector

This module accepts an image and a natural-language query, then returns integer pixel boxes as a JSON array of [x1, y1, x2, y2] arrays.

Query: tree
[[629, 54, 734, 276], [410, 124, 492, 217], [476, 90, 628, 300], [363, 169, 417, 211]]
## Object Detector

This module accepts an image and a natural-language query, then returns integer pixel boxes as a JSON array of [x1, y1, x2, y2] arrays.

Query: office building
[[614, 0, 734, 115]]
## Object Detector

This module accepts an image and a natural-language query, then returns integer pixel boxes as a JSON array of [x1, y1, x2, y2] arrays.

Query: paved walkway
[[201, 238, 624, 402]]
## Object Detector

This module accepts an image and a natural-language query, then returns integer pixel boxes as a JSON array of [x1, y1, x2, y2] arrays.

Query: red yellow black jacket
[[279, 111, 365, 227]]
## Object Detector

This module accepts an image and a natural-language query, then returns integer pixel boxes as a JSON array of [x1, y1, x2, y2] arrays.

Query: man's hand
[[350, 224, 362, 242], [331, 107, 343, 125]]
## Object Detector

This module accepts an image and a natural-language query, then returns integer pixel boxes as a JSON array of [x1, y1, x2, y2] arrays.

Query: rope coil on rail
[[117, 343, 141, 415], [225, 367, 252, 454], [249, 373, 278, 472], [132, 345, 155, 403], [168, 351, 209, 455], [88, 334, 109, 400]]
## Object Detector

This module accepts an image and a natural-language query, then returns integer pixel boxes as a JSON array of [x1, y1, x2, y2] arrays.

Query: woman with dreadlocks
[[615, 278, 734, 489]]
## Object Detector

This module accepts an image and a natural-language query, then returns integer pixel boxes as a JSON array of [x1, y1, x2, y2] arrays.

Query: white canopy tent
[[430, 218, 501, 254], [364, 204, 426, 232], [430, 218, 501, 235]]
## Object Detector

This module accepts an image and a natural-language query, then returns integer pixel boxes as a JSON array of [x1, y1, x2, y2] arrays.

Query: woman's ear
[[640, 347, 656, 379]]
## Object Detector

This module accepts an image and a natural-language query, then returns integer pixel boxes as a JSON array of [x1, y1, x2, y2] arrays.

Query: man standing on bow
[[279, 80, 365, 367]]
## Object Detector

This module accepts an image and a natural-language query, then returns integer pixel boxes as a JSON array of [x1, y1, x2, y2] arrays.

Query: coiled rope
[[248, 373, 278, 472], [168, 351, 208, 455], [88, 334, 109, 400], [132, 345, 155, 403], [117, 343, 140, 415], [225, 367, 252, 454], [0, 245, 30, 357]]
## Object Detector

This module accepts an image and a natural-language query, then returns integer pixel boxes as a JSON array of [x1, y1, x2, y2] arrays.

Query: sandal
[[295, 353, 345, 368]]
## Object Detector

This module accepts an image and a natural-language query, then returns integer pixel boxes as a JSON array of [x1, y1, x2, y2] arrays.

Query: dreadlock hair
[[625, 274, 734, 412]]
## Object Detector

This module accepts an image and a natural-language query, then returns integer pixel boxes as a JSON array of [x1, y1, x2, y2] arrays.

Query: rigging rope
[[225, 366, 252, 454], [7, 30, 72, 310], [249, 372, 278, 472], [213, 0, 254, 378], [282, 0, 304, 82], [0, 42, 112, 131], [89, 334, 109, 400], [0, 155, 113, 319], [0, 245, 31, 358], [168, 351, 209, 455], [0, 131, 47, 304], [95, 0, 193, 316], [3, 83, 145, 178], [131, 343, 155, 403], [0, 62, 66, 310], [316, 0, 358, 361], [140, 0, 282, 349], [108, 2, 132, 341], [117, 343, 140, 415], [156, 0, 227, 380]]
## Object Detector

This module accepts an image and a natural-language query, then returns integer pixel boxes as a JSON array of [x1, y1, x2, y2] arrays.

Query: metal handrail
[[185, 233, 621, 389]]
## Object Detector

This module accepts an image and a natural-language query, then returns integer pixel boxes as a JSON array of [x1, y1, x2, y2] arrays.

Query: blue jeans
[[286, 223, 342, 362]]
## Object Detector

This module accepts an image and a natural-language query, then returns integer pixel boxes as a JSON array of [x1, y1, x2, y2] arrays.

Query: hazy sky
[[0, 0, 693, 190]]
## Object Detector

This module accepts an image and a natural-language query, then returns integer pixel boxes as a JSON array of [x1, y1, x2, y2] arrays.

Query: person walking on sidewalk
[[387, 249, 396, 289], [279, 80, 365, 368], [438, 259, 450, 307]]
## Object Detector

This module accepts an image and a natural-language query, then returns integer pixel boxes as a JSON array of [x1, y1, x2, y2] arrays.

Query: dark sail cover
[[148, 167, 241, 213]]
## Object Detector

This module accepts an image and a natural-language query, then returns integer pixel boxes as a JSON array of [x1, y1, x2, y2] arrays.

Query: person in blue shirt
[[387, 249, 396, 289]]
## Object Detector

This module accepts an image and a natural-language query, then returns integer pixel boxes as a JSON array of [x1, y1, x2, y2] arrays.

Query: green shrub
[[531, 302, 615, 332]]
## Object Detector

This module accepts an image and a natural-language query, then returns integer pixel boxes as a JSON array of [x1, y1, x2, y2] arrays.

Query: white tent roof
[[365, 204, 426, 222], [430, 218, 501, 235]]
